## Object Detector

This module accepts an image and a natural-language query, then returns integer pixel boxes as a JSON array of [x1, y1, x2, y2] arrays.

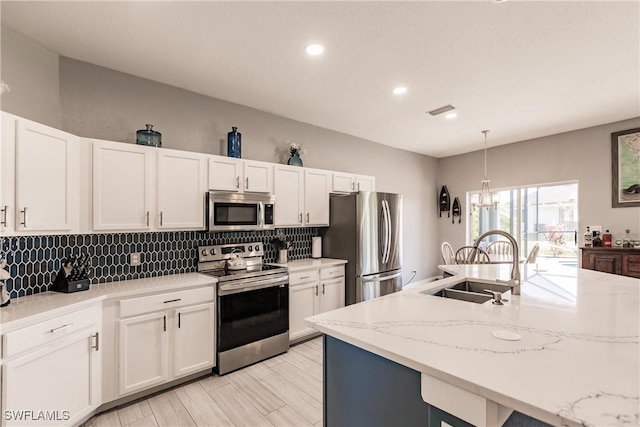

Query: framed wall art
[[612, 127, 640, 208]]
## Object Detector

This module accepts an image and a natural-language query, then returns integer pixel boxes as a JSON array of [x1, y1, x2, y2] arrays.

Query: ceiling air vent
[[427, 104, 455, 116]]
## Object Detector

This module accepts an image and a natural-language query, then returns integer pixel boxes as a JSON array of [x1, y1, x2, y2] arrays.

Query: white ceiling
[[1, 1, 639, 158]]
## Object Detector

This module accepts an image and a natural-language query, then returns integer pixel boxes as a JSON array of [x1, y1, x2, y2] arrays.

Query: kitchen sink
[[432, 288, 493, 304], [427, 281, 511, 304], [447, 281, 512, 294]]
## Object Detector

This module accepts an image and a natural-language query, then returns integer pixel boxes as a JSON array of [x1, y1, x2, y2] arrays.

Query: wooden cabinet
[[274, 166, 329, 227], [157, 149, 207, 229], [1, 112, 79, 234], [117, 287, 215, 397], [289, 265, 345, 342], [208, 156, 272, 193], [1, 304, 101, 427], [331, 172, 376, 193], [274, 165, 304, 227], [304, 169, 330, 226], [92, 139, 154, 231], [581, 247, 640, 279]]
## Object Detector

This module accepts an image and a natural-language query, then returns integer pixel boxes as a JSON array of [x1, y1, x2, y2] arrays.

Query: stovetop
[[197, 242, 287, 283]]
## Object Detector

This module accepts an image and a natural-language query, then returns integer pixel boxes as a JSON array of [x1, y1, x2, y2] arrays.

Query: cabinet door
[[244, 160, 273, 193], [319, 277, 345, 314], [157, 150, 206, 229], [356, 175, 376, 192], [304, 169, 330, 226], [0, 114, 8, 234], [119, 312, 168, 396], [93, 140, 153, 231], [173, 303, 215, 377], [583, 252, 622, 275], [274, 166, 304, 227], [332, 172, 355, 193], [2, 329, 100, 426], [623, 253, 640, 279], [209, 156, 242, 192], [14, 119, 78, 232], [289, 282, 318, 341]]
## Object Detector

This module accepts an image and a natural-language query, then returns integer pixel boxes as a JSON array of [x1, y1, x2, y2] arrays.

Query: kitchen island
[[306, 263, 639, 427]]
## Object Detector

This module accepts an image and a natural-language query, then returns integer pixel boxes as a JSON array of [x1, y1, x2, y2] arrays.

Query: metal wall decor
[[439, 185, 451, 217], [452, 197, 461, 223]]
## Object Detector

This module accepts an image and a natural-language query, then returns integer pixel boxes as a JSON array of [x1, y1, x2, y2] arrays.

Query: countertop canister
[[312, 236, 322, 259]]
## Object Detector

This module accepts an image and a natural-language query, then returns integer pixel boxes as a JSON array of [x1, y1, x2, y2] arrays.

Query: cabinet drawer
[[289, 270, 319, 285], [120, 287, 214, 318], [3, 305, 98, 359], [321, 265, 344, 280]]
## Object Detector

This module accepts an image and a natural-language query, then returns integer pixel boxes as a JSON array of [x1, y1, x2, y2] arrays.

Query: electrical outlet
[[130, 252, 141, 267]]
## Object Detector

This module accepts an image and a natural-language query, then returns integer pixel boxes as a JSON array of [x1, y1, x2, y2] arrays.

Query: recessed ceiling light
[[306, 44, 324, 56], [445, 112, 457, 119], [392, 87, 408, 95]]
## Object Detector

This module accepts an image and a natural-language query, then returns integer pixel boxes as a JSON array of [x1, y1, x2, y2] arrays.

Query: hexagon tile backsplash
[[0, 228, 318, 299]]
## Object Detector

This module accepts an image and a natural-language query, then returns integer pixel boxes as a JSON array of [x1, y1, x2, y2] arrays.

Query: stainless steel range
[[197, 242, 289, 375]]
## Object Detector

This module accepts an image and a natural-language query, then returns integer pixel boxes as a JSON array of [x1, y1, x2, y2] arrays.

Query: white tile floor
[[83, 337, 323, 427]]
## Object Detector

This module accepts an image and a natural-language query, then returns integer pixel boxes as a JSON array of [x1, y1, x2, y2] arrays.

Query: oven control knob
[[255, 245, 260, 252], [248, 245, 253, 251], [210, 248, 216, 255], [201, 249, 208, 256]]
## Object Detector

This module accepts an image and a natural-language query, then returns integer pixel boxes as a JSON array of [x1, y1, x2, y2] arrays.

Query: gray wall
[[0, 27, 60, 128], [438, 119, 640, 253]]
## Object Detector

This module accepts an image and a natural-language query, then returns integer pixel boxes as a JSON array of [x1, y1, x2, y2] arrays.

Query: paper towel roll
[[312, 236, 322, 259]]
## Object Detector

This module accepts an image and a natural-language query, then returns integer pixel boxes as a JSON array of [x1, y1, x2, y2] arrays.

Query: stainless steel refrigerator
[[321, 191, 403, 305]]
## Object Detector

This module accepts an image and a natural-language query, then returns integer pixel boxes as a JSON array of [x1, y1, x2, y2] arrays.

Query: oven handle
[[218, 275, 288, 296]]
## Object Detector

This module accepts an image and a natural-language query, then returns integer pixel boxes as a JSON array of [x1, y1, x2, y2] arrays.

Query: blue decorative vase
[[227, 126, 241, 158], [287, 154, 303, 167]]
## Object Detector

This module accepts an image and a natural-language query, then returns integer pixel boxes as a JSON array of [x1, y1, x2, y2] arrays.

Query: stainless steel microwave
[[207, 192, 275, 232]]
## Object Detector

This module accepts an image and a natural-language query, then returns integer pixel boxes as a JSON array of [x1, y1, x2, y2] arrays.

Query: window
[[468, 182, 578, 263]]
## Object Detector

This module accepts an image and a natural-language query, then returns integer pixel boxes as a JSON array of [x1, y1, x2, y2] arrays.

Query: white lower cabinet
[[289, 265, 345, 342], [117, 287, 215, 397], [1, 304, 101, 427]]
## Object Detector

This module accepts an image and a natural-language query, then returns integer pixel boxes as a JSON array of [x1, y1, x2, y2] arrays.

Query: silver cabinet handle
[[1, 205, 7, 227], [351, 182, 355, 191], [20, 207, 27, 227], [160, 211, 163, 226], [92, 332, 100, 351], [306, 213, 310, 222], [146, 211, 150, 226], [315, 285, 318, 296], [300, 275, 310, 279], [357, 182, 360, 191], [50, 323, 73, 334], [299, 213, 303, 223], [245, 177, 249, 190], [322, 283, 325, 294], [163, 315, 167, 332], [236, 176, 240, 189]]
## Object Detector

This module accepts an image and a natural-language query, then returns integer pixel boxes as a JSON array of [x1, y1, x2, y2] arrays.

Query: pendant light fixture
[[471, 130, 499, 210]]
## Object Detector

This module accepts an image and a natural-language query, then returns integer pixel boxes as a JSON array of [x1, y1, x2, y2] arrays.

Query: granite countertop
[[269, 258, 347, 271], [306, 262, 639, 427], [0, 272, 217, 332]]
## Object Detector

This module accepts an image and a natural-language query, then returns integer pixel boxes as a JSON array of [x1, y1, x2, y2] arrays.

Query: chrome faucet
[[472, 230, 521, 295]]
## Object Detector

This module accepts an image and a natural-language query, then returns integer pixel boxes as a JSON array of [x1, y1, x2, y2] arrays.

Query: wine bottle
[[603, 230, 612, 247], [584, 226, 592, 247]]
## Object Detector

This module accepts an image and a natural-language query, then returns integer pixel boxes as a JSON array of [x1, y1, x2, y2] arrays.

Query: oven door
[[217, 278, 289, 353]]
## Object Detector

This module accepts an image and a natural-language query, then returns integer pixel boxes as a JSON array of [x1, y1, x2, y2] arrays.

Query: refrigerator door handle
[[379, 203, 387, 264], [382, 200, 391, 264], [360, 271, 403, 282]]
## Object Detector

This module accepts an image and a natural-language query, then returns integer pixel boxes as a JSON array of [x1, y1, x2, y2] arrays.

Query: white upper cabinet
[[274, 165, 304, 227], [209, 156, 272, 194], [157, 150, 207, 229], [331, 172, 376, 193], [208, 156, 243, 192], [304, 169, 330, 226], [243, 160, 273, 193], [1, 114, 79, 234], [92, 140, 154, 231]]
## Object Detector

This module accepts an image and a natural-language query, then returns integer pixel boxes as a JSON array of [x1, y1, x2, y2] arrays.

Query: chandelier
[[471, 130, 499, 210]]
